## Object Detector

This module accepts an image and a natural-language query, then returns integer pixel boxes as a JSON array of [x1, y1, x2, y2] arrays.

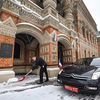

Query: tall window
[[86, 31, 89, 40], [14, 42, 20, 59], [82, 26, 85, 38], [58, 42, 63, 64]]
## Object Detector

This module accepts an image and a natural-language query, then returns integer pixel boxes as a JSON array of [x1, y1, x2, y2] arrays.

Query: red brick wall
[[98, 39, 100, 57], [0, 11, 21, 24], [0, 34, 15, 68]]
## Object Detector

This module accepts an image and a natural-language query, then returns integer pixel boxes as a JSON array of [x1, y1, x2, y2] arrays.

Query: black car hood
[[63, 65, 98, 79], [78, 69, 96, 79]]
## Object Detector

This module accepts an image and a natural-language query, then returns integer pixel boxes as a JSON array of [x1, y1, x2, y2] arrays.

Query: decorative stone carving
[[3, 17, 16, 28], [63, 49, 73, 63], [42, 31, 52, 43], [40, 44, 50, 63], [0, 17, 17, 37], [1, 0, 76, 38]]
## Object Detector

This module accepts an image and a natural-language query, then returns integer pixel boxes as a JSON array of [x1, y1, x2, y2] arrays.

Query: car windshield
[[90, 58, 100, 67], [74, 58, 93, 66]]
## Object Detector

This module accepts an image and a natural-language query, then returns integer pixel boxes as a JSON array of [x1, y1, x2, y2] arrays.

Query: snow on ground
[[0, 85, 81, 100], [0, 75, 100, 100]]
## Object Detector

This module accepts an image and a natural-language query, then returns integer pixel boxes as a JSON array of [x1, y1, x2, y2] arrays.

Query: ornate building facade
[[0, 0, 98, 82]]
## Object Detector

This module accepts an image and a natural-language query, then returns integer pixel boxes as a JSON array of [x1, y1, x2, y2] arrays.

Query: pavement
[[0, 75, 100, 100]]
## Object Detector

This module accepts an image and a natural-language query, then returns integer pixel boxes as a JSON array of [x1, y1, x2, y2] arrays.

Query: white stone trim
[[0, 71, 15, 75], [47, 67, 59, 71], [16, 22, 44, 44], [17, 22, 42, 32], [58, 34, 71, 48]]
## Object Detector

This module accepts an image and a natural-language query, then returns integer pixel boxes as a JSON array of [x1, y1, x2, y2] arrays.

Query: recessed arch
[[57, 34, 72, 65], [58, 34, 71, 48], [14, 23, 43, 70], [16, 22, 43, 44]]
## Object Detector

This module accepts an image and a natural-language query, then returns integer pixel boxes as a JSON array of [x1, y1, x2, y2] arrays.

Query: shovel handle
[[25, 69, 32, 76]]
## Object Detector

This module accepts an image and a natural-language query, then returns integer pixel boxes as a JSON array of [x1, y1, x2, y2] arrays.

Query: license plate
[[64, 85, 79, 93]]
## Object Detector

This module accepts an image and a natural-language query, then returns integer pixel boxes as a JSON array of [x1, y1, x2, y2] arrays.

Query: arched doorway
[[58, 34, 71, 65], [58, 42, 64, 65], [14, 33, 40, 66], [14, 22, 43, 74]]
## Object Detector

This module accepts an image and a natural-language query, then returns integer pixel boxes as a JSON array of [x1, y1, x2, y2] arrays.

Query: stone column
[[64, 0, 74, 29]]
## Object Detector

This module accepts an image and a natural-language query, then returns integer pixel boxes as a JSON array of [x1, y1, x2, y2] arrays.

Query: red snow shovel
[[18, 70, 32, 82]]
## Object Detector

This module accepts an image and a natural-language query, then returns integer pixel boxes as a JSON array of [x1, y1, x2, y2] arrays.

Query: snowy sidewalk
[[0, 75, 100, 100], [0, 75, 57, 94]]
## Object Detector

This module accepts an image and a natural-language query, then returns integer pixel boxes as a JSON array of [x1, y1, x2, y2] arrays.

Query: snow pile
[[7, 78, 18, 84], [10, 0, 21, 6], [10, 0, 60, 21], [10, 0, 42, 19], [21, 5, 42, 19], [0, 71, 15, 75]]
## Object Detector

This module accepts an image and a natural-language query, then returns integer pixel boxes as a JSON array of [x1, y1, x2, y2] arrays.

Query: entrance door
[[58, 42, 64, 65]]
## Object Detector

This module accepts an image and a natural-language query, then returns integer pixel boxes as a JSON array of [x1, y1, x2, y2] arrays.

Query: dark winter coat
[[32, 57, 47, 70]]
